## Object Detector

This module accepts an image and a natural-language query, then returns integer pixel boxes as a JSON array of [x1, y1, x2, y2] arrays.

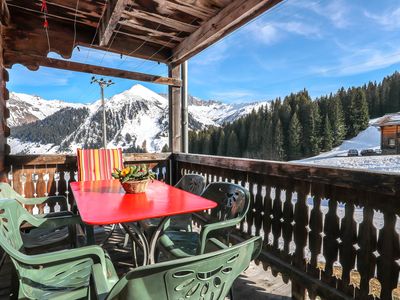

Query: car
[[347, 149, 359, 156], [360, 149, 376, 156]]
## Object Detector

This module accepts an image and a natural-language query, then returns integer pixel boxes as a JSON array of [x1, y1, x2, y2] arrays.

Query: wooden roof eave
[[169, 0, 284, 66], [2, 0, 283, 75]]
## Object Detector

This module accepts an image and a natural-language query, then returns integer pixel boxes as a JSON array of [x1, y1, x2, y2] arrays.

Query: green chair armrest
[[198, 217, 241, 254], [17, 245, 109, 278], [92, 257, 119, 300], [207, 237, 228, 249], [35, 215, 83, 230]]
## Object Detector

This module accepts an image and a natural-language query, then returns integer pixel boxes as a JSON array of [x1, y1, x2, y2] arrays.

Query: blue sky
[[7, 0, 400, 104]]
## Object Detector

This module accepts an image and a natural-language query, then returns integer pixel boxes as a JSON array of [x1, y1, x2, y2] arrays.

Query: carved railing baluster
[[162, 166, 167, 182], [271, 187, 283, 254], [254, 183, 263, 236], [308, 188, 323, 277], [246, 182, 255, 236], [338, 202, 356, 296], [356, 205, 376, 300], [31, 172, 39, 198], [43, 172, 50, 197], [64, 171, 71, 211], [376, 209, 399, 300], [263, 185, 273, 249], [7, 165, 13, 188], [54, 171, 60, 196], [321, 196, 340, 288], [20, 172, 27, 198], [292, 183, 309, 299], [282, 188, 294, 277]]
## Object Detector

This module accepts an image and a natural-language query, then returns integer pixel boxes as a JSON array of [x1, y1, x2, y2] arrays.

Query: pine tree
[[321, 115, 333, 151], [348, 88, 369, 137], [326, 96, 346, 146], [217, 131, 226, 156], [272, 119, 284, 160], [226, 131, 240, 157], [287, 112, 302, 160]]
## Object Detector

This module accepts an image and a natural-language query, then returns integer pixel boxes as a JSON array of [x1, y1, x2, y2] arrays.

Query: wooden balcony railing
[[173, 153, 400, 300], [4, 153, 171, 213], [5, 151, 400, 299]]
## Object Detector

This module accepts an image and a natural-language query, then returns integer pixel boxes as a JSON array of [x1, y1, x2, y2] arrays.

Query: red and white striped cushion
[[77, 148, 124, 181]]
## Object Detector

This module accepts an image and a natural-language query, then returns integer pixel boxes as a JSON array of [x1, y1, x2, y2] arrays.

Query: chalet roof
[[376, 113, 400, 126], [2, 0, 283, 72]]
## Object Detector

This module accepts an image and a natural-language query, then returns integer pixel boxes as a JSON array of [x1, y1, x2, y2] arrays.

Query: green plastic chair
[[0, 198, 118, 299], [100, 236, 262, 300], [139, 174, 206, 234], [157, 182, 250, 259], [0, 183, 75, 251]]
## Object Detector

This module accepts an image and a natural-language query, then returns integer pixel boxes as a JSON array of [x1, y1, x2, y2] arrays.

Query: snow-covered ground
[[298, 117, 400, 173]]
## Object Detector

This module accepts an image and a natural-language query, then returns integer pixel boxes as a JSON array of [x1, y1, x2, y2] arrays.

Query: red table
[[71, 179, 217, 264]]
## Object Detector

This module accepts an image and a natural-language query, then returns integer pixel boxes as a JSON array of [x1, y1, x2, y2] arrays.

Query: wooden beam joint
[[99, 0, 131, 46]]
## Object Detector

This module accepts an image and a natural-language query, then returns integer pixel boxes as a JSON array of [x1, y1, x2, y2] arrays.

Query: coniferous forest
[[189, 71, 400, 161]]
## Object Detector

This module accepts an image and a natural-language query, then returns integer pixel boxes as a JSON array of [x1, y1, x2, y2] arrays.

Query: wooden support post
[[0, 22, 9, 172], [168, 64, 182, 153], [181, 61, 188, 153], [168, 64, 181, 185]]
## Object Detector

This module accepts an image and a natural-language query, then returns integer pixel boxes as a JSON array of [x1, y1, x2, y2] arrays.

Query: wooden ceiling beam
[[115, 30, 178, 48], [8, 0, 100, 24], [170, 0, 284, 66], [0, 0, 10, 25], [7, 3, 98, 27], [163, 1, 215, 20], [99, 0, 131, 46], [4, 51, 181, 87], [122, 9, 198, 33], [118, 19, 184, 42]]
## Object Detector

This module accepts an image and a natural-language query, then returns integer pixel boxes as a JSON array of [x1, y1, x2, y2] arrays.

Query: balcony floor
[[0, 225, 291, 299]]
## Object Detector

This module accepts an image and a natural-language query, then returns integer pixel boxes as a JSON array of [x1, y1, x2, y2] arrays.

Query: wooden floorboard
[[0, 225, 291, 299]]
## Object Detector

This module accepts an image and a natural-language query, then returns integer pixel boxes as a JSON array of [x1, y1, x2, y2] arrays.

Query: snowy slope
[[301, 125, 381, 161], [9, 84, 268, 154], [8, 92, 84, 127], [298, 116, 400, 173], [189, 101, 269, 126]]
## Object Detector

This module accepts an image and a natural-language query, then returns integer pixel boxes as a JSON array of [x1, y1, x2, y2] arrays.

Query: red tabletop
[[70, 180, 217, 225]]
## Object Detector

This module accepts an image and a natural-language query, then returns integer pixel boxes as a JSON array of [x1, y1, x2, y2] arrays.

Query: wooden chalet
[[1, 1, 400, 300], [377, 114, 400, 154]]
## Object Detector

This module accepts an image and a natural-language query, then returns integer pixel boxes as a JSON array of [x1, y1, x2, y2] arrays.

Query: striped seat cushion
[[77, 148, 124, 181]]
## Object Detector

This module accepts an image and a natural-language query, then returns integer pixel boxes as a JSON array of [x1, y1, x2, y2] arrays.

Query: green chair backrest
[[201, 182, 250, 222], [105, 236, 261, 300], [175, 174, 206, 196], [0, 182, 26, 203], [0, 199, 92, 299], [0, 199, 26, 252]]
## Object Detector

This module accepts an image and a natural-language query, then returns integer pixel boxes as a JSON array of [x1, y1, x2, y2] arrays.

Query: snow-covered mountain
[[8, 84, 268, 154], [7, 92, 84, 127]]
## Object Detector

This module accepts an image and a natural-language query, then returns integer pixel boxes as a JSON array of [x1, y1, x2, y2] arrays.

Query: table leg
[[99, 224, 117, 247], [85, 224, 95, 245], [149, 217, 170, 264], [121, 223, 149, 267]]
